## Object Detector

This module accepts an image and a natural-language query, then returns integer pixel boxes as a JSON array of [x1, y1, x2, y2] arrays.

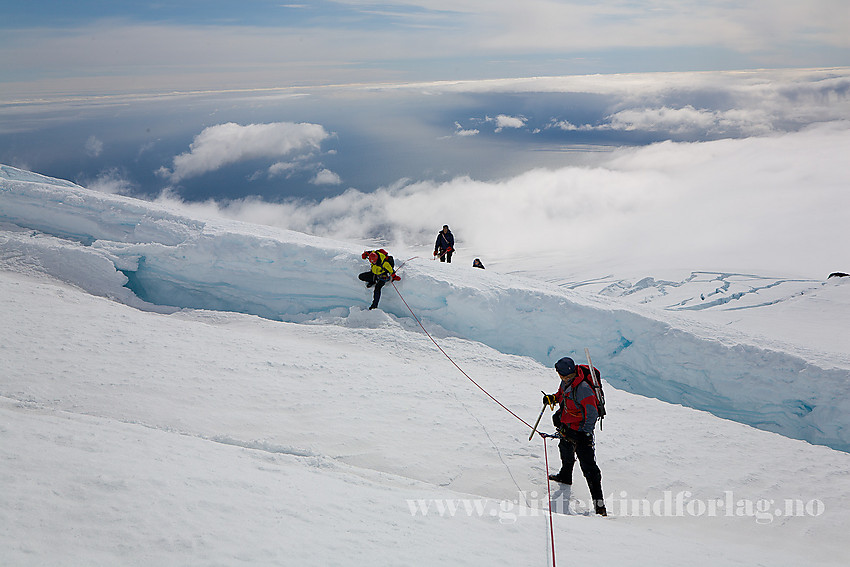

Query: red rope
[[543, 439, 558, 567], [391, 281, 533, 429], [390, 279, 557, 566]]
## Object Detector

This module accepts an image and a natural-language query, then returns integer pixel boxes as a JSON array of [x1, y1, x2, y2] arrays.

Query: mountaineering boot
[[548, 472, 572, 484], [594, 500, 608, 516]]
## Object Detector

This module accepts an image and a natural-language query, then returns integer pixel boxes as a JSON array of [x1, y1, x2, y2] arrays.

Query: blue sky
[[3, 1, 848, 98]]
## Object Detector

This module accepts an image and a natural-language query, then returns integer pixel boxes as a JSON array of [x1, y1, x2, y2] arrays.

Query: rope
[[389, 278, 557, 566], [543, 439, 558, 567], [390, 280, 533, 429], [395, 256, 419, 270]]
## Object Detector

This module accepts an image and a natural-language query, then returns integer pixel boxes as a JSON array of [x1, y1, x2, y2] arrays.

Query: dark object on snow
[[434, 225, 454, 263], [828, 272, 849, 279], [472, 258, 485, 269]]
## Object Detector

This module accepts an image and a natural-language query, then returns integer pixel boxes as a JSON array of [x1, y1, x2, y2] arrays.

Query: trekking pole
[[529, 391, 548, 440]]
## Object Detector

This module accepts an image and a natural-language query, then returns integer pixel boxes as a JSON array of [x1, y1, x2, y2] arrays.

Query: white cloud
[[399, 69, 850, 137], [542, 101, 789, 138], [268, 162, 297, 178], [605, 106, 775, 136], [548, 119, 581, 131], [87, 168, 134, 195], [490, 114, 526, 132], [453, 121, 479, 136], [158, 122, 331, 182], [159, 121, 850, 278], [85, 135, 103, 157], [311, 169, 342, 185]]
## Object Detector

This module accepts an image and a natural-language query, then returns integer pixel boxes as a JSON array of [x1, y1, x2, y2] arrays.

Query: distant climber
[[472, 258, 485, 269], [433, 225, 454, 263], [359, 249, 400, 310], [542, 356, 607, 516]]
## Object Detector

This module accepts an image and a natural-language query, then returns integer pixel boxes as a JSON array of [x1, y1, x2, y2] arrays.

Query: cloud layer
[[156, 120, 850, 279], [3, 1, 849, 97], [440, 69, 850, 140], [158, 122, 331, 183]]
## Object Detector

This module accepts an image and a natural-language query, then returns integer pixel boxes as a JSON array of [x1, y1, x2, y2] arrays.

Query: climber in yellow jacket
[[359, 249, 400, 310]]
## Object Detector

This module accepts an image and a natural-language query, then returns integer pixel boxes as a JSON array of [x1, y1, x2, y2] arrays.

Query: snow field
[[2, 270, 850, 565], [3, 165, 850, 565]]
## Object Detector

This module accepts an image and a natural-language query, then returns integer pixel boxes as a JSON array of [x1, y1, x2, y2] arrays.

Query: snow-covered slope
[[2, 165, 850, 566], [2, 164, 849, 451]]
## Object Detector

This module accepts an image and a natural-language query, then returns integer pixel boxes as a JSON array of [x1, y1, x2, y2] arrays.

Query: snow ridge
[[2, 165, 849, 452]]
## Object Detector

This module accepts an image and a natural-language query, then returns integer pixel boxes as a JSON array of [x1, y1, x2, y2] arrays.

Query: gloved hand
[[391, 274, 401, 281], [542, 393, 557, 408], [433, 250, 438, 256], [362, 251, 369, 259], [446, 246, 453, 252]]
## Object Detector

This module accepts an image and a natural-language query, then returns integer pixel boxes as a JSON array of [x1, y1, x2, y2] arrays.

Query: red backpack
[[576, 364, 607, 426]]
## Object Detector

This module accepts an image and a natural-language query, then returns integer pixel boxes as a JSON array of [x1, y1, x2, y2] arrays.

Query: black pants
[[558, 434, 604, 502], [359, 271, 386, 308], [553, 411, 603, 500], [437, 249, 453, 263]]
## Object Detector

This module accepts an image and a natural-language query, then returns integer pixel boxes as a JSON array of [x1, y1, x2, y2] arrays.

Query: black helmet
[[555, 357, 576, 377]]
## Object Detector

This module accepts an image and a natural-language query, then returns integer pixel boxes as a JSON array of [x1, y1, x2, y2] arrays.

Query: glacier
[[1, 163, 849, 452]]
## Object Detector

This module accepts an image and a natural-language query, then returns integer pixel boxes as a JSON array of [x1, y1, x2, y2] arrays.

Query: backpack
[[577, 364, 607, 427], [376, 249, 394, 268], [553, 364, 607, 432]]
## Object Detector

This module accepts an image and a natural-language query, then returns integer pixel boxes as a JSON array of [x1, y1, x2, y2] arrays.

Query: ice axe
[[529, 391, 549, 440]]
